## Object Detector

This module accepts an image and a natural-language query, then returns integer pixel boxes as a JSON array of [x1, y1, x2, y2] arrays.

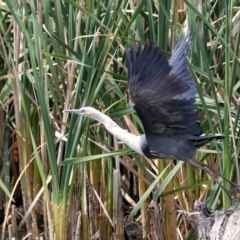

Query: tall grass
[[0, 0, 239, 239]]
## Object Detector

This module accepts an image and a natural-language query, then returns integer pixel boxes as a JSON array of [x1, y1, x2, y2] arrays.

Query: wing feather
[[125, 37, 202, 137]]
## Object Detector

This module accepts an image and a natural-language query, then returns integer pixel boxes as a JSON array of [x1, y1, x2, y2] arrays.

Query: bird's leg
[[188, 158, 239, 205], [189, 159, 238, 187]]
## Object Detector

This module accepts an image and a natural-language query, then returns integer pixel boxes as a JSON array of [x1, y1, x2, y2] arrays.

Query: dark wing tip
[[169, 32, 196, 100], [191, 135, 224, 147], [214, 135, 225, 140]]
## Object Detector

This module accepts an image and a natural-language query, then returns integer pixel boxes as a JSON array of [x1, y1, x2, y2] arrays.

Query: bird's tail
[[190, 135, 224, 148]]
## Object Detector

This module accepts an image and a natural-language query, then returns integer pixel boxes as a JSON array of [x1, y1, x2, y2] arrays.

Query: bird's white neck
[[90, 110, 143, 155]]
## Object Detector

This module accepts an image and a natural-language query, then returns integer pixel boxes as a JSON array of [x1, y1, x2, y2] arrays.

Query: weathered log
[[179, 200, 240, 240]]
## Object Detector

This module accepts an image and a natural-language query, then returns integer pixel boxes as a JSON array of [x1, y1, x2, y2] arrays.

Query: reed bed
[[0, 0, 239, 239]]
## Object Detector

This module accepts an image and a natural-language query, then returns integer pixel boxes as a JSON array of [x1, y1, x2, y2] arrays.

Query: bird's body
[[64, 33, 223, 162], [140, 134, 223, 161]]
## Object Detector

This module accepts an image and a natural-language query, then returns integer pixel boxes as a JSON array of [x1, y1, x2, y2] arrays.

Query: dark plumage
[[125, 35, 224, 161]]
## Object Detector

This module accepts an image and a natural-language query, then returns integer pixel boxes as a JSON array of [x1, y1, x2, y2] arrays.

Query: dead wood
[[179, 200, 240, 240]]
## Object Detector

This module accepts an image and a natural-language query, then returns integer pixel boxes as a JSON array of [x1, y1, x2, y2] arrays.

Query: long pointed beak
[[63, 109, 83, 114]]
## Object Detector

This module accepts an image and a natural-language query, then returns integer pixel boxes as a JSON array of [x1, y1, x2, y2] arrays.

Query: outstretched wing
[[125, 36, 202, 137], [169, 33, 196, 100]]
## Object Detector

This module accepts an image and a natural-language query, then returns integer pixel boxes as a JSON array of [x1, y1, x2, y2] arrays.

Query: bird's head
[[63, 107, 107, 123]]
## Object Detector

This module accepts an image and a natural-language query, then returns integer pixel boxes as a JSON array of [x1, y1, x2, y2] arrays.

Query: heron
[[64, 34, 236, 200]]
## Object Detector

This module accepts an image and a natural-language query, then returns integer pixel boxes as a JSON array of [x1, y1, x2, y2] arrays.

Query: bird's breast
[[139, 135, 155, 158]]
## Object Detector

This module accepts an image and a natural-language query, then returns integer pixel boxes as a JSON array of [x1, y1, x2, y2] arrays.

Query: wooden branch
[[178, 200, 240, 240]]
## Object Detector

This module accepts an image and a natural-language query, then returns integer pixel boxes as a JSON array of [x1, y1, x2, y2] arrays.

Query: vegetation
[[0, 0, 239, 239]]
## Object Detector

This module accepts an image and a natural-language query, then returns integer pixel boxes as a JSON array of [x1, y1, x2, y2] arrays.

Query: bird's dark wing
[[125, 38, 202, 137], [169, 33, 196, 100]]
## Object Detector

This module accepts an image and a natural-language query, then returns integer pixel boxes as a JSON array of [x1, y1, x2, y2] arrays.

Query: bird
[[64, 34, 223, 161], [64, 33, 236, 199]]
